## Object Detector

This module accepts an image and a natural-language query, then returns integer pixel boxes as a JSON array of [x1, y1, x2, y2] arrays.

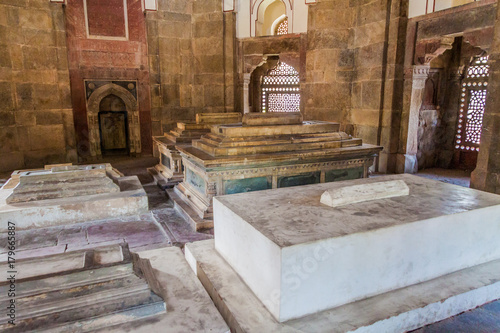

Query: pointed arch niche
[[252, 0, 291, 37], [86, 82, 141, 158]]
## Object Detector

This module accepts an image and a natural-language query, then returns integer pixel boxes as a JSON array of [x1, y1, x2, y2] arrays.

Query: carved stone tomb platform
[[171, 112, 382, 230]]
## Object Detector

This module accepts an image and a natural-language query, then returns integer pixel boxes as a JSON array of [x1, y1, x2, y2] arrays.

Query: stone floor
[[0, 155, 211, 258], [1, 157, 499, 332], [411, 300, 500, 332], [415, 167, 471, 188]]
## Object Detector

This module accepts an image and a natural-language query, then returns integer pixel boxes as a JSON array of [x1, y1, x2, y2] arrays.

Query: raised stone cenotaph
[[170, 112, 382, 230], [186, 174, 500, 332]]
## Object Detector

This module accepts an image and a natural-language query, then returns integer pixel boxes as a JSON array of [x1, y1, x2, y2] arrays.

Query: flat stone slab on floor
[[0, 214, 170, 256], [101, 246, 229, 333], [186, 239, 500, 333]]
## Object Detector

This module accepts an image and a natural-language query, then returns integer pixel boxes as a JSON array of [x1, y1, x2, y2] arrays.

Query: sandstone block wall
[[304, 0, 352, 123], [65, 0, 152, 159], [305, 0, 407, 172], [147, 0, 235, 133], [0, 0, 76, 173]]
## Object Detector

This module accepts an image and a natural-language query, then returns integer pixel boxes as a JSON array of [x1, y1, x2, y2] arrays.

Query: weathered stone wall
[[65, 0, 152, 159], [0, 0, 76, 172], [349, 0, 407, 172], [147, 0, 235, 133], [303, 0, 407, 172], [192, 1, 233, 114], [146, 0, 193, 132], [304, 0, 352, 123]]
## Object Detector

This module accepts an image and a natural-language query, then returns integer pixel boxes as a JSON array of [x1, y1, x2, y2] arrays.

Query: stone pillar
[[243, 73, 251, 114], [438, 68, 462, 168], [397, 65, 430, 173], [471, 4, 500, 193]]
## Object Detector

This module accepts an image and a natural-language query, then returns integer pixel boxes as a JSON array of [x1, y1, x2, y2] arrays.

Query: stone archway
[[86, 83, 141, 157], [251, 0, 292, 37]]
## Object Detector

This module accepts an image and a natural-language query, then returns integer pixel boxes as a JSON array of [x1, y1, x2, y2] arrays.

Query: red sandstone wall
[[65, 0, 152, 158]]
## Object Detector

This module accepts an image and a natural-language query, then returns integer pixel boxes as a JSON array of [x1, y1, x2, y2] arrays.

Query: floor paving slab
[[100, 247, 229, 333]]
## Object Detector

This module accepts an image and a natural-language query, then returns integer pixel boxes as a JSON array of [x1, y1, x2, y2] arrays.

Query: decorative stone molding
[[86, 83, 141, 157], [206, 158, 371, 180], [412, 65, 431, 89]]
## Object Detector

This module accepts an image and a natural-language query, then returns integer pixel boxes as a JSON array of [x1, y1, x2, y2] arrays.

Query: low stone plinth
[[0, 164, 148, 231], [213, 174, 500, 322], [242, 112, 303, 126], [186, 239, 500, 333]]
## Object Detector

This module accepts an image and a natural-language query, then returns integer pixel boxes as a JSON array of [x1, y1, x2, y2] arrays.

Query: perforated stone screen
[[261, 62, 300, 113], [456, 56, 489, 152], [276, 18, 288, 36]]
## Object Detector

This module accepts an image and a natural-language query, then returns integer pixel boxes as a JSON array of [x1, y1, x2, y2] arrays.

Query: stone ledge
[[186, 239, 500, 333]]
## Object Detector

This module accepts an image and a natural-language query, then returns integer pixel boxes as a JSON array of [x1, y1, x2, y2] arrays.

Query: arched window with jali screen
[[455, 55, 489, 152], [261, 61, 300, 113], [275, 17, 288, 35]]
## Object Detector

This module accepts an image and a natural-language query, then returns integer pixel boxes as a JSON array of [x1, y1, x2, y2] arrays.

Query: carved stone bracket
[[415, 37, 454, 65]]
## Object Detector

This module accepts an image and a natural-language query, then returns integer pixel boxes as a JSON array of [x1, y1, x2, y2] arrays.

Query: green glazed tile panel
[[186, 168, 206, 194], [161, 153, 171, 168], [325, 167, 364, 183], [224, 177, 271, 195], [278, 172, 320, 188]]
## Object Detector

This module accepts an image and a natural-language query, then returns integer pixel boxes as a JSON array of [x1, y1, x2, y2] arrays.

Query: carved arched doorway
[[86, 83, 141, 158]]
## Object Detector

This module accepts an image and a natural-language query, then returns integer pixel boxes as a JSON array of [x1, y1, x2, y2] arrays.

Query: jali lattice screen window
[[275, 18, 288, 36], [455, 55, 489, 152], [261, 61, 300, 113]]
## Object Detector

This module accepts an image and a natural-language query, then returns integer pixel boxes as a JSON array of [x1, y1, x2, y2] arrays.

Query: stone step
[[200, 132, 351, 148], [9, 181, 118, 197], [0, 265, 162, 332], [37, 295, 166, 333], [148, 167, 182, 189], [0, 243, 127, 280], [13, 274, 147, 317], [186, 239, 500, 333], [193, 138, 346, 157], [0, 263, 134, 301], [0, 290, 162, 332], [213, 121, 341, 137], [11, 176, 116, 190], [7, 175, 119, 203], [167, 187, 213, 230], [17, 169, 108, 184]]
